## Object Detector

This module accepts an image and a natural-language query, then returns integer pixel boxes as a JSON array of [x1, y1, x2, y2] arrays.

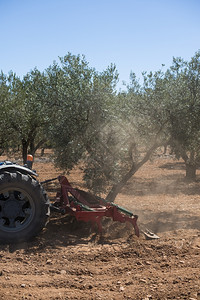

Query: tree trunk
[[106, 165, 137, 202], [41, 148, 45, 156], [185, 163, 196, 180], [30, 139, 46, 157], [106, 143, 159, 202], [181, 150, 197, 180], [22, 139, 29, 164], [29, 140, 35, 156]]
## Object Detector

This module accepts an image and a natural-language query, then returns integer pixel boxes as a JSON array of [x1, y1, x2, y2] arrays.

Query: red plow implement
[[43, 176, 139, 237]]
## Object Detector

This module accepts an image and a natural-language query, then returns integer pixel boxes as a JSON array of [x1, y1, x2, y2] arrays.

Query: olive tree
[[163, 51, 200, 179], [97, 71, 170, 202], [6, 70, 50, 163], [0, 72, 11, 154], [131, 50, 200, 180], [50, 54, 168, 201], [49, 53, 119, 170]]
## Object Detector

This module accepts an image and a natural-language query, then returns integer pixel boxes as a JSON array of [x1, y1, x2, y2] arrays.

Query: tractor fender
[[0, 162, 38, 177]]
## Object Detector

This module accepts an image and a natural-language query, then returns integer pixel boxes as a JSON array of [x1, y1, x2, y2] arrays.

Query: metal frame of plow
[[49, 175, 139, 237]]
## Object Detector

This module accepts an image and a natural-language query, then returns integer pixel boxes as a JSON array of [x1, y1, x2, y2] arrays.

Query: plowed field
[[0, 152, 199, 299]]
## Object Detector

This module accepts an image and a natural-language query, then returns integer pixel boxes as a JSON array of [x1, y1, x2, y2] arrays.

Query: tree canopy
[[166, 51, 200, 178], [0, 50, 200, 201]]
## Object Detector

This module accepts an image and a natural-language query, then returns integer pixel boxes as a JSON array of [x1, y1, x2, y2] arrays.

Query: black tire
[[0, 171, 50, 243]]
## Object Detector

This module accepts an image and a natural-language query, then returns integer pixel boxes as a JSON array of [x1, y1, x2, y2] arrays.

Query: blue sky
[[0, 0, 200, 90]]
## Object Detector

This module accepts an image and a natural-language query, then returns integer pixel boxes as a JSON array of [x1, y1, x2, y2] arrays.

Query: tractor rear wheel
[[0, 171, 50, 243]]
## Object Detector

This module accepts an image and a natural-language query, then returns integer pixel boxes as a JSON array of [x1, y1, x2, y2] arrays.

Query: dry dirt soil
[[0, 152, 200, 300]]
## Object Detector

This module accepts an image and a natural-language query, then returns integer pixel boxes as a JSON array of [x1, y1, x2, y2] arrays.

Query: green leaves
[[50, 54, 119, 174], [0, 69, 50, 161]]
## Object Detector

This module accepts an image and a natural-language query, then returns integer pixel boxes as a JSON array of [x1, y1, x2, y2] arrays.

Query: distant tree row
[[0, 50, 200, 201]]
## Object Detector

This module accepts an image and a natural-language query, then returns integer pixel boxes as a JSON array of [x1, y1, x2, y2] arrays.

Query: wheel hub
[[3, 199, 21, 219], [0, 190, 29, 230]]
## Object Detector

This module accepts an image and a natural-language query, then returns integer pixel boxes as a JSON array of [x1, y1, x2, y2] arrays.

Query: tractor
[[0, 156, 140, 243]]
